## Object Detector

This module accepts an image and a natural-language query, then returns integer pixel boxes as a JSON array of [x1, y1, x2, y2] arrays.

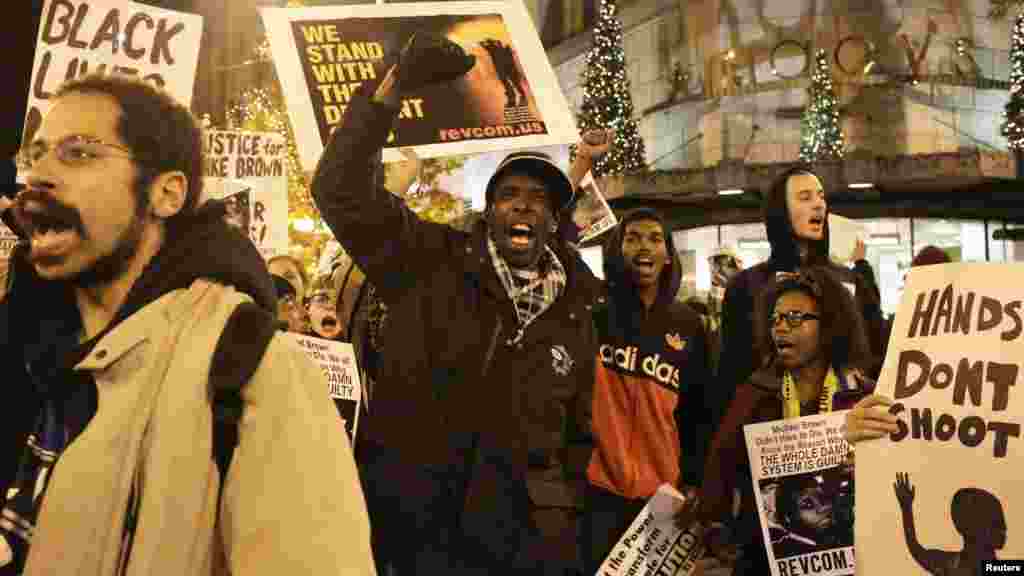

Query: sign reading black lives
[[25, 0, 203, 145]]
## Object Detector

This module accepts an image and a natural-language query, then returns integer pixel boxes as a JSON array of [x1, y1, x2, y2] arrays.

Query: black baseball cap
[[485, 151, 575, 212]]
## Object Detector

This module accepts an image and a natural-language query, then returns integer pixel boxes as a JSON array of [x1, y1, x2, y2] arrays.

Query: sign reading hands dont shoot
[[855, 263, 1022, 575]]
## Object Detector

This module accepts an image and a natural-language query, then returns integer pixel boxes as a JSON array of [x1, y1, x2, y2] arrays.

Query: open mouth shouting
[[632, 254, 656, 273], [14, 196, 83, 262], [807, 214, 825, 235], [775, 337, 795, 356], [316, 313, 342, 338], [507, 222, 536, 250]]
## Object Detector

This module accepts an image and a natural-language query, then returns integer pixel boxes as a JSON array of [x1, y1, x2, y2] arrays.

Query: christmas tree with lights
[[1002, 12, 1024, 149], [799, 49, 845, 162], [576, 0, 646, 175]]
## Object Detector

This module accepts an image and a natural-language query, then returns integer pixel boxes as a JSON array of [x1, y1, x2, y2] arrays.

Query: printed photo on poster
[[222, 187, 252, 236], [261, 2, 578, 169], [0, 222, 17, 260], [854, 263, 1022, 576], [204, 178, 253, 239], [288, 334, 363, 443], [291, 14, 545, 145], [24, 0, 203, 145], [203, 130, 289, 258], [0, 222, 18, 275], [744, 412, 855, 576], [596, 484, 703, 576], [573, 171, 617, 244]]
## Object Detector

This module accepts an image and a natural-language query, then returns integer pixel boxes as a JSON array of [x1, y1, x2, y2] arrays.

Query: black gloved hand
[[394, 31, 476, 93]]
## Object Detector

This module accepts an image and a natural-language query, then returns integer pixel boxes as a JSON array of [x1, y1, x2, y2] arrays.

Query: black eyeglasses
[[15, 135, 134, 171], [307, 292, 336, 308], [772, 311, 820, 328]]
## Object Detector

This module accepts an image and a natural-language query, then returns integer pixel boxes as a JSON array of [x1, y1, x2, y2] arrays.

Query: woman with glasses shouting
[[688, 266, 876, 575]]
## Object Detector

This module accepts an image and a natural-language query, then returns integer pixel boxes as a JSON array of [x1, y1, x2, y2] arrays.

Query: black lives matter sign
[[25, 0, 202, 143]]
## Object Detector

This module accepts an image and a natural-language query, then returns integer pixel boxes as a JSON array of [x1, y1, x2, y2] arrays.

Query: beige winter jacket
[[17, 279, 376, 575]]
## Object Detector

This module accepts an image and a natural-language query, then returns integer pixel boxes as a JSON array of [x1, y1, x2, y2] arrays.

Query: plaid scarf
[[487, 235, 566, 343]]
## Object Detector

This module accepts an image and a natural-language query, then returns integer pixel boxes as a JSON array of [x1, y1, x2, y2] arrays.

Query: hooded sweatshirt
[[0, 201, 275, 571], [587, 209, 710, 499], [713, 181, 884, 431]]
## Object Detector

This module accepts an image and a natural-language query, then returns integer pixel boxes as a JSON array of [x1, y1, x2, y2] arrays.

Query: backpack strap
[[209, 301, 278, 486]]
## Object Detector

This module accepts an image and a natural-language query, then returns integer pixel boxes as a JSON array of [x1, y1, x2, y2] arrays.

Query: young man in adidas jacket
[[0, 74, 374, 575], [582, 208, 711, 573]]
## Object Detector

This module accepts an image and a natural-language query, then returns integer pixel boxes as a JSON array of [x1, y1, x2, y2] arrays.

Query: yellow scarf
[[782, 367, 839, 420]]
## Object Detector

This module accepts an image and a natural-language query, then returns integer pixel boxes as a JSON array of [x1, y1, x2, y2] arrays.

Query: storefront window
[[672, 218, 1014, 318], [673, 226, 718, 297], [989, 223, 1023, 262], [721, 223, 771, 270], [861, 219, 912, 317], [912, 219, 985, 263]]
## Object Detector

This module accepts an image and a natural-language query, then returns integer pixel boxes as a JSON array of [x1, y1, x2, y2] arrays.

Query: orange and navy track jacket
[[587, 210, 711, 500]]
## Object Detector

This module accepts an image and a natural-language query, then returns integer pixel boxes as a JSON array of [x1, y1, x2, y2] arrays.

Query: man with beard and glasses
[[310, 37, 606, 575], [0, 74, 374, 575]]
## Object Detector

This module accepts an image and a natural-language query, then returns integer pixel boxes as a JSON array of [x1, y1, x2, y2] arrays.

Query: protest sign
[[574, 171, 617, 244], [596, 484, 703, 576], [827, 214, 864, 265], [288, 334, 362, 443], [744, 412, 855, 576], [855, 263, 1022, 575], [0, 222, 18, 271], [260, 1, 578, 169], [25, 0, 203, 144], [202, 130, 289, 258]]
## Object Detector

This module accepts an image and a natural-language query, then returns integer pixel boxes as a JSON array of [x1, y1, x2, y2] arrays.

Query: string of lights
[[1001, 12, 1024, 149], [576, 0, 646, 176]]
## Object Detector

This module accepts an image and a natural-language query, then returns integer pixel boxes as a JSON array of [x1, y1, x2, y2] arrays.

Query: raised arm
[[895, 472, 944, 574], [567, 129, 611, 189], [310, 63, 449, 300]]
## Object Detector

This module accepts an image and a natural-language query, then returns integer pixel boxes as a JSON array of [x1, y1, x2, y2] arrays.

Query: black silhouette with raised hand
[[393, 31, 476, 93], [479, 39, 524, 108], [895, 472, 1007, 576]]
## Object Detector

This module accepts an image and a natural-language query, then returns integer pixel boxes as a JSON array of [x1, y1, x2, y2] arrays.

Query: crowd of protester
[[0, 35, 970, 576]]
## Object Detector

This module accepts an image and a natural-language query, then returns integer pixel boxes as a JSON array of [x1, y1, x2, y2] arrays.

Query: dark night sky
[[2, 0, 42, 192]]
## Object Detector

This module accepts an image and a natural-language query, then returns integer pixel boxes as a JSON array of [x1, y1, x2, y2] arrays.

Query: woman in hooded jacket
[[712, 166, 885, 434]]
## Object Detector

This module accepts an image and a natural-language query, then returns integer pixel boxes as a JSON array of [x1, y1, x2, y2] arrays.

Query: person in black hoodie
[[713, 166, 884, 432], [582, 208, 710, 573], [0, 73, 374, 573]]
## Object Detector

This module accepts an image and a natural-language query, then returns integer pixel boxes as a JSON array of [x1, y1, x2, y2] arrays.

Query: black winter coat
[[311, 91, 604, 517]]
